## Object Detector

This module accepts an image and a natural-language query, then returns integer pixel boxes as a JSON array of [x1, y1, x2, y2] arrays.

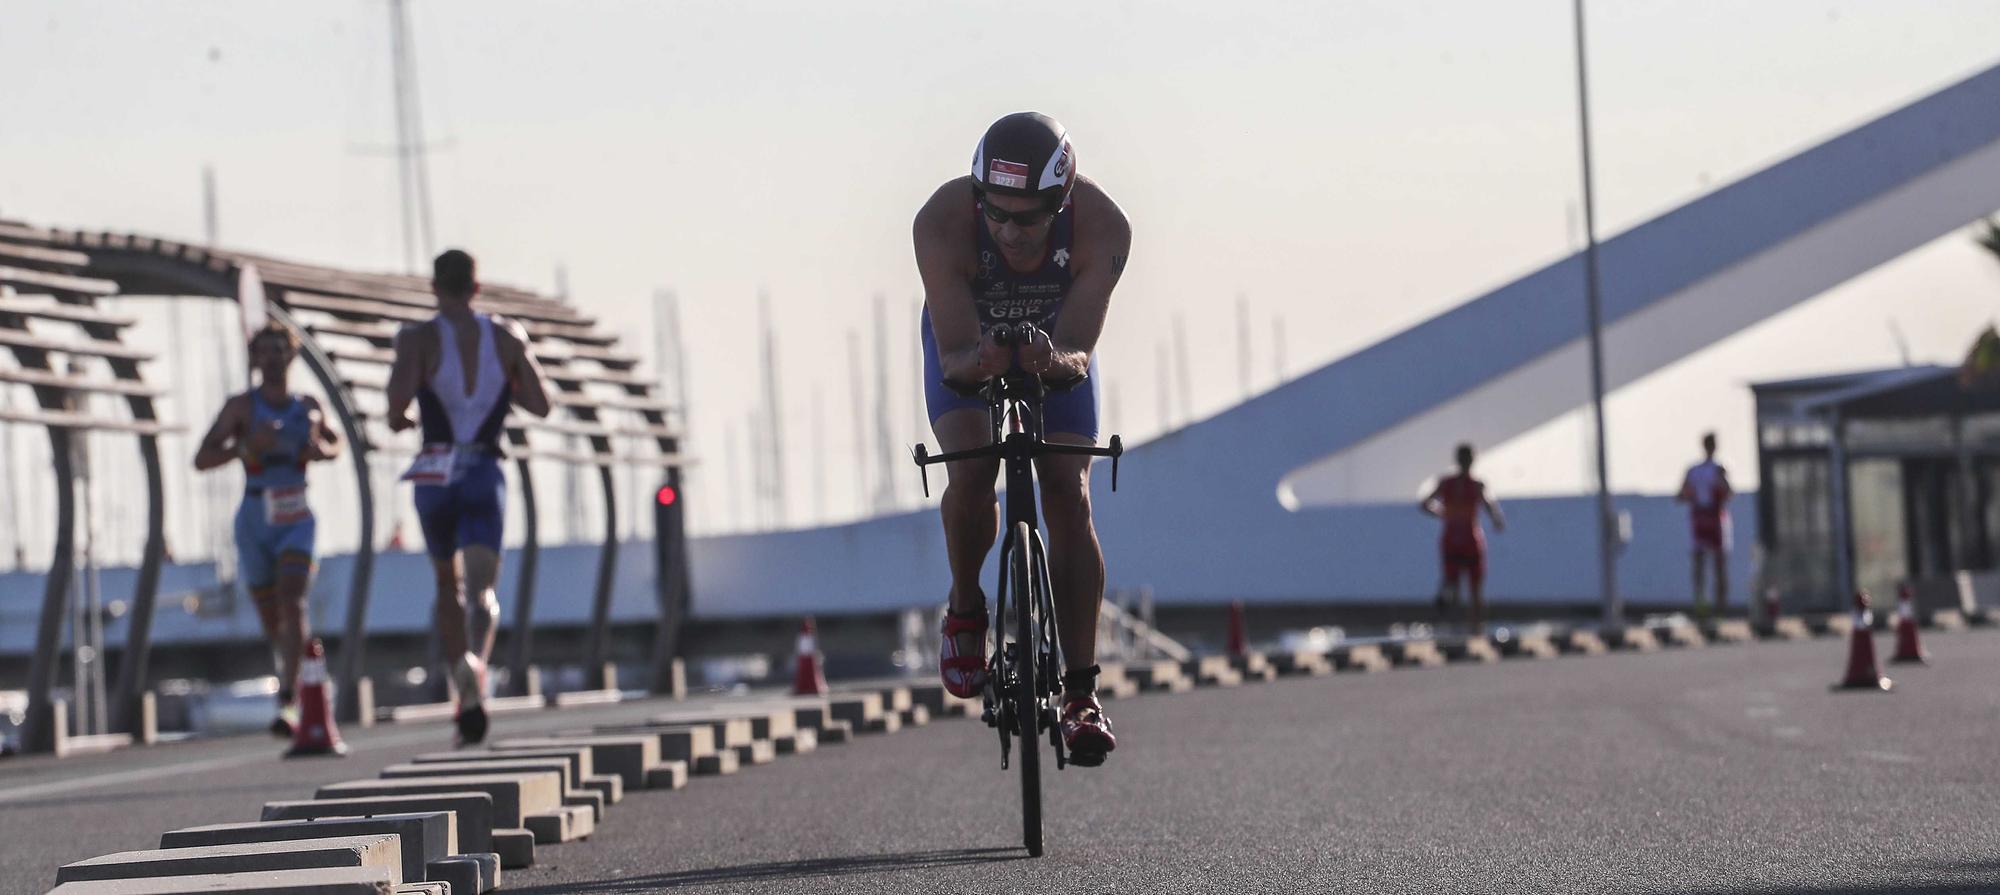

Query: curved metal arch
[[503, 441, 540, 697], [3, 336, 81, 753], [52, 293, 172, 738]]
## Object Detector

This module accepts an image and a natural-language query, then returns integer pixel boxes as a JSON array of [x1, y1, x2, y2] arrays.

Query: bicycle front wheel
[[1011, 520, 1044, 857]]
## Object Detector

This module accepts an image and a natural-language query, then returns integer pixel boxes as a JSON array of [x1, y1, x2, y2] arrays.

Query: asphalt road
[[4, 628, 1998, 894]]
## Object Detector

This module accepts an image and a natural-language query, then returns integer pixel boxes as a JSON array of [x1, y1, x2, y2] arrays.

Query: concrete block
[[379, 760, 600, 822], [693, 717, 752, 749], [883, 686, 917, 713], [1493, 633, 1559, 659], [820, 720, 853, 744], [595, 723, 715, 764], [1649, 622, 1706, 648], [826, 694, 883, 728], [1229, 652, 1274, 677], [1439, 637, 1500, 664], [1183, 656, 1239, 686], [49, 867, 395, 894], [383, 759, 572, 798], [744, 709, 797, 740], [643, 760, 688, 790], [1754, 616, 1813, 640], [1927, 609, 1969, 631], [580, 773, 623, 804], [396, 884, 447, 895], [790, 704, 834, 731], [1602, 626, 1661, 652], [775, 728, 818, 755], [1700, 619, 1756, 643], [732, 739, 777, 766], [1127, 659, 1191, 688], [490, 736, 659, 792], [896, 682, 949, 715], [425, 852, 498, 894], [1560, 630, 1608, 655], [489, 828, 535, 869], [859, 714, 903, 735], [261, 795, 493, 857], [693, 749, 740, 776], [1331, 644, 1390, 672], [1383, 641, 1444, 668], [56, 835, 402, 886], [316, 774, 559, 829], [162, 812, 453, 884], [898, 706, 930, 728], [522, 803, 593, 844], [413, 746, 593, 784]]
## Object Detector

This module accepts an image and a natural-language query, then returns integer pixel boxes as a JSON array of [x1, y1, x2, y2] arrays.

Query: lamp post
[[1573, 0, 1619, 623]]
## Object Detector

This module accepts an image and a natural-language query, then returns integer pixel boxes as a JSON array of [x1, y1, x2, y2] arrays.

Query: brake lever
[[912, 443, 931, 498], [1109, 434, 1123, 492]]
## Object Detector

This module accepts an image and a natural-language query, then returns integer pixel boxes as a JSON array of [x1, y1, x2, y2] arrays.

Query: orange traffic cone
[[285, 638, 350, 758], [1833, 591, 1892, 691], [1889, 582, 1927, 665], [792, 618, 828, 696], [1226, 600, 1248, 659]]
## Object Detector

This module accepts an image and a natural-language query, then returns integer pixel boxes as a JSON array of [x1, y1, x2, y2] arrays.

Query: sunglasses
[[979, 196, 1058, 227]]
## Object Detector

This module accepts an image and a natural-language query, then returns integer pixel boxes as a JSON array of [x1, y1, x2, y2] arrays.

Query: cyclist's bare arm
[[1046, 177, 1131, 382], [192, 394, 248, 471], [385, 323, 432, 432], [915, 177, 998, 384], [1418, 482, 1444, 518]]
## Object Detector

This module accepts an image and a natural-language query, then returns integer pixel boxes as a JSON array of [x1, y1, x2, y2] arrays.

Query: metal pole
[[1574, 0, 1619, 623], [506, 454, 540, 696]]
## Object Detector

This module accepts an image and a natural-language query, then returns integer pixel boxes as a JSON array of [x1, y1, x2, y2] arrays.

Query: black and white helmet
[[970, 112, 1074, 208]]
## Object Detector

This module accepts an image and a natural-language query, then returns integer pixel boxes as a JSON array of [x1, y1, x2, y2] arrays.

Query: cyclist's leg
[[934, 410, 1000, 616], [922, 313, 1001, 656], [1035, 436, 1101, 695]]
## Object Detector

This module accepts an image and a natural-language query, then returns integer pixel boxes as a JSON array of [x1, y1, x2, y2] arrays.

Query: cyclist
[[1676, 432, 1733, 619], [1420, 443, 1504, 631], [914, 112, 1132, 766], [386, 249, 552, 744], [193, 320, 342, 737]]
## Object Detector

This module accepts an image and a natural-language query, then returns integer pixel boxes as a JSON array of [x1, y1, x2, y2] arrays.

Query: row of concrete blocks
[[43, 684, 964, 894], [1119, 610, 1993, 690]]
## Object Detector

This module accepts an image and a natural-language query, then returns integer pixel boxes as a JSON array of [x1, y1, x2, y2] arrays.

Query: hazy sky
[[5, 0, 1999, 540]]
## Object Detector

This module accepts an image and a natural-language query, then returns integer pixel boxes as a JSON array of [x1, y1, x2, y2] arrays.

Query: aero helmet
[[971, 112, 1074, 208]]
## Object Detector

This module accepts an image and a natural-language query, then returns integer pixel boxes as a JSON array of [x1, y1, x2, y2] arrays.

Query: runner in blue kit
[[193, 320, 343, 738], [914, 112, 1132, 765], [386, 249, 552, 745]]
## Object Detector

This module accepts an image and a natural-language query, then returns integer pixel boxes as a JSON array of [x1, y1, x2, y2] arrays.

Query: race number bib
[[264, 485, 311, 526], [400, 445, 459, 486]]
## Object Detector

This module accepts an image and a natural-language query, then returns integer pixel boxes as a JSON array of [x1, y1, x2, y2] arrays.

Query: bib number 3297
[[400, 445, 458, 486]]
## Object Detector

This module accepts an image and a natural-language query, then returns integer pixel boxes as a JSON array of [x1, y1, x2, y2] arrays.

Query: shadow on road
[[504, 847, 1026, 893]]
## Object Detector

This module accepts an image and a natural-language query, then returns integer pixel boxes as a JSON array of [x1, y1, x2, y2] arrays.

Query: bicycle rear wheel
[[1011, 520, 1044, 857]]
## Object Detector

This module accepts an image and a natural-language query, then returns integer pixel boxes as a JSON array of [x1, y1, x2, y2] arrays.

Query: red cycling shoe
[[940, 609, 989, 699], [1060, 694, 1116, 767]]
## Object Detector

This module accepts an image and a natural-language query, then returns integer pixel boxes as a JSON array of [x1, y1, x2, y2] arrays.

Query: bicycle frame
[[912, 367, 1123, 856]]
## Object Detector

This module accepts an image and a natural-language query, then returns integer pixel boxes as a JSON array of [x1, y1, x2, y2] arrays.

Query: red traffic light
[[656, 485, 678, 507]]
